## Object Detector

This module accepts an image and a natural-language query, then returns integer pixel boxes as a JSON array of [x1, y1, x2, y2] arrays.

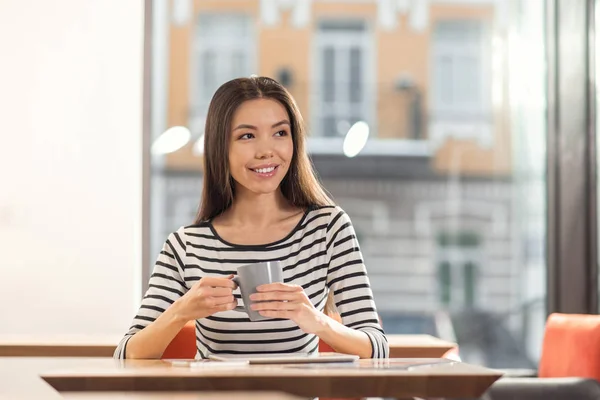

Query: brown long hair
[[195, 76, 334, 223]]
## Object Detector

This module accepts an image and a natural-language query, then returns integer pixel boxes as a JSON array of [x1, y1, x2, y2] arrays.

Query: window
[[313, 20, 373, 137], [192, 14, 255, 133], [437, 231, 481, 309], [431, 20, 490, 119]]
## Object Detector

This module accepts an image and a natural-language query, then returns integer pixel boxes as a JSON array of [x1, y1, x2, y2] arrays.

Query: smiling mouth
[[249, 165, 279, 176]]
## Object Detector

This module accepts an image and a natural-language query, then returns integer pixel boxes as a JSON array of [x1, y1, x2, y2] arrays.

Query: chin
[[249, 185, 281, 195]]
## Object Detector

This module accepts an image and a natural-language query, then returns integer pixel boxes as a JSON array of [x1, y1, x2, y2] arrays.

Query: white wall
[[0, 1, 143, 336]]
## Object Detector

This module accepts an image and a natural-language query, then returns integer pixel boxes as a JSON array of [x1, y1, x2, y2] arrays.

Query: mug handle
[[230, 276, 246, 313]]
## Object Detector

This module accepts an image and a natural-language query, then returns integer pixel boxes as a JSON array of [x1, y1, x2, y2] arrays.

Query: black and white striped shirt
[[114, 205, 388, 359]]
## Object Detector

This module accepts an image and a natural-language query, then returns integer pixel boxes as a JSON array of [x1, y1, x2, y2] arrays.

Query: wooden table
[[0, 335, 120, 357], [0, 357, 300, 400], [0, 334, 457, 359], [39, 357, 502, 399], [61, 395, 300, 400], [387, 334, 458, 358]]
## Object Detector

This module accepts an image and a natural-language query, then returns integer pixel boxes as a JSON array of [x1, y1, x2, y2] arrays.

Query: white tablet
[[207, 352, 359, 364], [165, 359, 249, 368]]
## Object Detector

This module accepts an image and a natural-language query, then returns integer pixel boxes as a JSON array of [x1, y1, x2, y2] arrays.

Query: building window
[[313, 20, 373, 137], [431, 20, 490, 119], [192, 14, 255, 132], [436, 231, 481, 308], [439, 261, 452, 305]]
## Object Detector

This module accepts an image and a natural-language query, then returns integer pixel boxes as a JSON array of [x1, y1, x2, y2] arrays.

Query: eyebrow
[[233, 120, 290, 131]]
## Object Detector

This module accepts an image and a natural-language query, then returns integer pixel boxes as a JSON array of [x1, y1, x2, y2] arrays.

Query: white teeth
[[254, 166, 275, 173]]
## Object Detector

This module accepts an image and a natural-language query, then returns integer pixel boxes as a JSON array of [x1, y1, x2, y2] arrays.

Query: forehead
[[231, 98, 289, 128]]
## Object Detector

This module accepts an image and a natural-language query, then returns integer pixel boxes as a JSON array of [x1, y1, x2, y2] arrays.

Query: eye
[[274, 130, 288, 137], [238, 133, 254, 140]]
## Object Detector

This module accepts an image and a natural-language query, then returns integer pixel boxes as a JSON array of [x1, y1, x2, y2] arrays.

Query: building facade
[[150, 0, 546, 366]]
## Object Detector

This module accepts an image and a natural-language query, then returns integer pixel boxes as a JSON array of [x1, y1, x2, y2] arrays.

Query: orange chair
[[318, 311, 342, 353], [484, 314, 600, 400], [539, 313, 600, 380], [161, 316, 341, 359], [161, 320, 196, 359]]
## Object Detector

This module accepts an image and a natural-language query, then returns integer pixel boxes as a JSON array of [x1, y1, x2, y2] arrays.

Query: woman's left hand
[[249, 283, 326, 334]]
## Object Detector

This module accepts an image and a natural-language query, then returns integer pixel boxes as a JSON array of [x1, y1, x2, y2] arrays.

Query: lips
[[251, 166, 276, 173], [249, 164, 279, 177], [249, 163, 279, 172]]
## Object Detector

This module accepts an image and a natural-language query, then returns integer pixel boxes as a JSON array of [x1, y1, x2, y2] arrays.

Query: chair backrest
[[319, 312, 343, 353], [539, 313, 600, 380], [161, 320, 196, 359], [161, 315, 340, 358], [161, 312, 377, 358]]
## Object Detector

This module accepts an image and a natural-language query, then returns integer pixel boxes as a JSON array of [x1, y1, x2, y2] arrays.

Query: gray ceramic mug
[[231, 261, 284, 321]]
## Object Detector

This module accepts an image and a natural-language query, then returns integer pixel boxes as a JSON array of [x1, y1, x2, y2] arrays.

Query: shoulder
[[167, 222, 215, 247], [324, 205, 350, 227], [303, 205, 339, 226], [161, 227, 191, 271], [166, 226, 188, 247], [304, 205, 352, 232]]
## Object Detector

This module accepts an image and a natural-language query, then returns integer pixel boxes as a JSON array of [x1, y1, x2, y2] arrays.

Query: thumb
[[227, 274, 239, 289]]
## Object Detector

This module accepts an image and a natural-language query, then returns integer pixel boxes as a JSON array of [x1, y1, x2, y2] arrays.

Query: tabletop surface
[[0, 335, 121, 357], [0, 357, 303, 400], [0, 333, 450, 346], [0, 334, 122, 345], [0, 333, 457, 358], [386, 334, 458, 357], [35, 356, 501, 398], [387, 334, 457, 346]]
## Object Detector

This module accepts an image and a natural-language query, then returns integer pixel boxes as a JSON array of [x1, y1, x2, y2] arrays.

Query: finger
[[213, 301, 238, 313], [251, 301, 299, 311], [199, 276, 236, 289], [211, 295, 236, 306], [258, 310, 290, 319], [202, 287, 234, 297], [256, 283, 302, 292], [228, 274, 239, 290], [249, 292, 299, 302]]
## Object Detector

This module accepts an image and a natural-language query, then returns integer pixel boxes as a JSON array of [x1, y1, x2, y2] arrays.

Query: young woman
[[115, 76, 388, 360]]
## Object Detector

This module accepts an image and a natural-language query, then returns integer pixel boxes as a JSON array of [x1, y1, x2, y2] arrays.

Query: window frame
[[311, 18, 376, 138], [430, 19, 491, 120], [189, 13, 257, 135]]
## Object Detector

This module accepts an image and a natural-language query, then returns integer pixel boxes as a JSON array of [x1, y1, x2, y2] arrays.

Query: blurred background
[[148, 0, 546, 369], [11, 0, 600, 377]]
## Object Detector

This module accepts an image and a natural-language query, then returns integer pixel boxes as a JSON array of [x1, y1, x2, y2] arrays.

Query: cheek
[[229, 146, 249, 169], [278, 139, 294, 161], [228, 151, 244, 179]]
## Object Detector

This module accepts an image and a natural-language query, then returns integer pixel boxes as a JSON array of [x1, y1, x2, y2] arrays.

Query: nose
[[255, 140, 274, 159], [256, 149, 274, 159]]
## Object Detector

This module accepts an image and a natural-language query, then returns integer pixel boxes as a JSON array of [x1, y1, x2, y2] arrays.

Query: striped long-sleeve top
[[114, 205, 389, 359]]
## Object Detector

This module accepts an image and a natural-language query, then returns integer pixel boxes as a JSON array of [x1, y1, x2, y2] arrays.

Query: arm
[[313, 307, 375, 359], [114, 228, 236, 359], [114, 228, 189, 359], [320, 208, 389, 359]]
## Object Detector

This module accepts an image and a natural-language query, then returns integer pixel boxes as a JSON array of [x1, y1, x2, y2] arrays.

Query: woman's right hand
[[172, 275, 237, 322]]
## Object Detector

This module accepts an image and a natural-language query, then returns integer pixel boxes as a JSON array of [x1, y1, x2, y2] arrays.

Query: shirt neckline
[[207, 208, 310, 249]]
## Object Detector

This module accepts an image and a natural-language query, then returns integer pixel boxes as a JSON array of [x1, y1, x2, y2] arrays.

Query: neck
[[227, 187, 293, 227]]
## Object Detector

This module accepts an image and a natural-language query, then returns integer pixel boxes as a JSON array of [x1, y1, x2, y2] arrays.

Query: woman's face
[[228, 98, 294, 196]]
